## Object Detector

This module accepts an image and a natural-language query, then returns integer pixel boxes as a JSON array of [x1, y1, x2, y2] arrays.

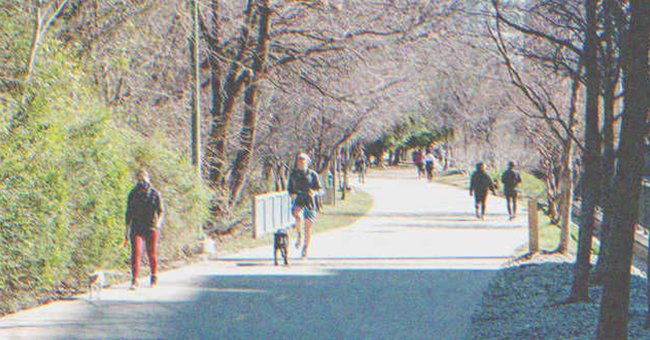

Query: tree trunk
[[558, 138, 575, 254], [19, 0, 70, 115], [205, 0, 254, 187], [593, 0, 619, 284], [597, 0, 649, 337], [189, 0, 201, 176], [557, 74, 581, 254], [19, 1, 44, 115], [570, 0, 602, 302], [342, 147, 350, 200], [444, 136, 450, 171], [228, 0, 271, 208]]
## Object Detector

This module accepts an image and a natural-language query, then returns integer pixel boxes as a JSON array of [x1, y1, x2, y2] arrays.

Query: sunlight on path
[[0, 167, 529, 340]]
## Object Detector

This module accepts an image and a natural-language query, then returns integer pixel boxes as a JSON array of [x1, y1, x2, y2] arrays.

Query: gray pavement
[[0, 167, 528, 340]]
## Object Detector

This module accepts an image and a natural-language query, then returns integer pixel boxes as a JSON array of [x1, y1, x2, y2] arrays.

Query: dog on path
[[274, 229, 289, 266]]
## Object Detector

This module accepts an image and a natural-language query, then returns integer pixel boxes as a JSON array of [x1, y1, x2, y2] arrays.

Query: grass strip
[[216, 189, 373, 256], [435, 170, 590, 257]]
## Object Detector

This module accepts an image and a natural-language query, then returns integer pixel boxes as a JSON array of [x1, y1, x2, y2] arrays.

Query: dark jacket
[[501, 169, 522, 195], [288, 168, 322, 208], [470, 170, 495, 195], [126, 181, 164, 236]]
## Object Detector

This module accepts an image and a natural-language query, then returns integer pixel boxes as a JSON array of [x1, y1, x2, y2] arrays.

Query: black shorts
[[505, 190, 518, 198], [474, 191, 488, 204]]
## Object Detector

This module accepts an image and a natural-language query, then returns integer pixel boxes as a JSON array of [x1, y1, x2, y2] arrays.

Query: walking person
[[469, 162, 496, 220], [355, 152, 368, 184], [412, 148, 424, 179], [424, 149, 435, 181], [501, 161, 522, 220], [288, 153, 322, 259], [124, 169, 164, 290]]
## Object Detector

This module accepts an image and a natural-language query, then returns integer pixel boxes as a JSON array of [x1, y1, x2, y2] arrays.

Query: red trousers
[[130, 230, 159, 282]]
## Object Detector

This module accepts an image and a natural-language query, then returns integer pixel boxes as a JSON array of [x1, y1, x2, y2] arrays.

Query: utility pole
[[189, 0, 201, 177]]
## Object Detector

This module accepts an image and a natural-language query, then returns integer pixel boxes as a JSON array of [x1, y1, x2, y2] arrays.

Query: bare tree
[[20, 0, 70, 111], [228, 0, 272, 207], [491, 0, 585, 255], [592, 0, 624, 284], [569, 0, 602, 303], [597, 0, 649, 337]]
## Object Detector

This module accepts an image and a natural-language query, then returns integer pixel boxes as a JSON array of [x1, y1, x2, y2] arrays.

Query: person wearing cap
[[124, 169, 164, 290], [501, 161, 522, 220], [287, 152, 322, 258], [469, 162, 496, 220]]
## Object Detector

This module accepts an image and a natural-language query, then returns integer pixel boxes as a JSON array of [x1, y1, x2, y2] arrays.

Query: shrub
[[0, 43, 210, 314]]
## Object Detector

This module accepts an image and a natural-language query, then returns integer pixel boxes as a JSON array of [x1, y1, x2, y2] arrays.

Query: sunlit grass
[[216, 189, 373, 255], [511, 213, 587, 257], [435, 169, 545, 199], [436, 169, 592, 257]]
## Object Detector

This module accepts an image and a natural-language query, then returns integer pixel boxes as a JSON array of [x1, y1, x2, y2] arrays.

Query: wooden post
[[528, 199, 539, 253], [252, 196, 258, 239]]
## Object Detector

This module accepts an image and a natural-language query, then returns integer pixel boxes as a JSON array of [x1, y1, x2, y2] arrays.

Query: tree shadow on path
[[47, 268, 498, 340]]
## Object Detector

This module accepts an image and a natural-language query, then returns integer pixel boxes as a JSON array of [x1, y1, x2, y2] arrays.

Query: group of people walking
[[470, 161, 522, 220], [121, 153, 322, 291], [122, 152, 520, 291], [412, 149, 522, 220], [412, 148, 436, 181]]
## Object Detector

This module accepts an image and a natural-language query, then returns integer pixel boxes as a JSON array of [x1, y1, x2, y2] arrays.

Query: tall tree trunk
[[593, 0, 619, 284], [570, 0, 602, 302], [206, 0, 254, 187], [558, 139, 575, 254], [342, 147, 350, 200], [557, 75, 581, 254], [189, 0, 201, 176], [19, 0, 70, 114], [597, 0, 649, 337], [21, 1, 43, 111], [229, 0, 271, 208]]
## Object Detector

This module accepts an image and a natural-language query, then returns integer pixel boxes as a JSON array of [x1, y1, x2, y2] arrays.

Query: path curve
[[0, 167, 528, 340]]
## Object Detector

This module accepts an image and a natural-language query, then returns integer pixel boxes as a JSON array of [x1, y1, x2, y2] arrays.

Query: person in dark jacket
[[355, 152, 369, 184], [124, 169, 164, 290], [470, 162, 496, 220], [412, 149, 424, 179], [501, 161, 522, 220], [288, 153, 322, 258]]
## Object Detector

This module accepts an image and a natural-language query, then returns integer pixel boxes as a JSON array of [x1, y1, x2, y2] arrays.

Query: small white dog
[[87, 270, 128, 300], [200, 237, 217, 261], [88, 270, 106, 300]]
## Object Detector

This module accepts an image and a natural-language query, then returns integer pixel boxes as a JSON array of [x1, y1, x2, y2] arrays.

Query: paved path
[[0, 168, 528, 340]]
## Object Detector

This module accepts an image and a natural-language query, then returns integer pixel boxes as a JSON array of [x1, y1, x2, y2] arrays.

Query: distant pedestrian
[[469, 162, 496, 220], [424, 149, 435, 181], [355, 152, 368, 184], [288, 153, 322, 259], [412, 149, 424, 179], [124, 169, 164, 290], [501, 161, 522, 220]]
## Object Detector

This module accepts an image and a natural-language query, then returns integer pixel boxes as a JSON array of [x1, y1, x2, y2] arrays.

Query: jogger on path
[[288, 153, 322, 258]]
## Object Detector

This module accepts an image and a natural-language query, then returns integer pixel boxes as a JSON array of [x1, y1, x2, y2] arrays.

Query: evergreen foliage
[[0, 39, 209, 314]]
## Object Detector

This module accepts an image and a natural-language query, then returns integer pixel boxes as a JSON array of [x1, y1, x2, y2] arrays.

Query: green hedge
[[0, 43, 210, 314]]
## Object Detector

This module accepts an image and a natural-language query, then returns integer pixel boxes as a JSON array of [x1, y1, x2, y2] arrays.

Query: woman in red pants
[[124, 169, 164, 290]]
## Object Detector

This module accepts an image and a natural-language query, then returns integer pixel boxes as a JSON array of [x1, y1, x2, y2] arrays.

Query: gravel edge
[[468, 253, 650, 339]]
